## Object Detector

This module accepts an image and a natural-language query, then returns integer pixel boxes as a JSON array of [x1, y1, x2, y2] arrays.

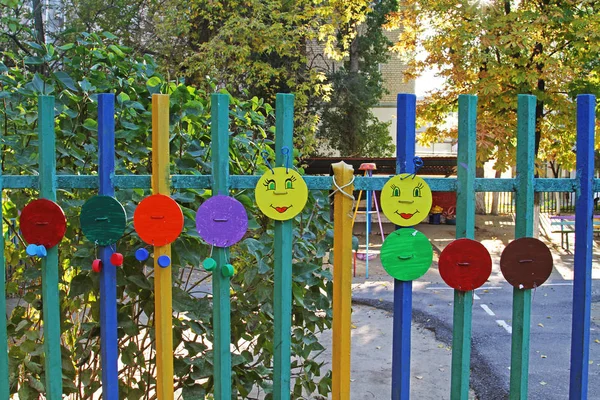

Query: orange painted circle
[[133, 194, 183, 246]]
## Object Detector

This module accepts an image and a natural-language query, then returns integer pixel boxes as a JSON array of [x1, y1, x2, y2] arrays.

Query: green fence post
[[509, 94, 536, 399], [211, 93, 232, 399], [273, 93, 295, 399], [38, 96, 63, 398], [450, 94, 477, 400], [0, 100, 7, 400]]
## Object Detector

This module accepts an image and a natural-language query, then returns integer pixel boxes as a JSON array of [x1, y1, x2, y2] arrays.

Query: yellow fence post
[[332, 161, 354, 400]]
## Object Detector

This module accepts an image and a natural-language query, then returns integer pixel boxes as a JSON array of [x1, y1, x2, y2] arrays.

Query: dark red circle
[[133, 194, 183, 246], [20, 199, 67, 248], [439, 238, 492, 291], [500, 237, 553, 289]]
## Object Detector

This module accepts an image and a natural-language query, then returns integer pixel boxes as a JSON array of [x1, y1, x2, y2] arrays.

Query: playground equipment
[[351, 163, 385, 278], [0, 93, 597, 400]]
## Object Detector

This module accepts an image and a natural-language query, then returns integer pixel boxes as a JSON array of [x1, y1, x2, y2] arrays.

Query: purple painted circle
[[196, 195, 248, 247]]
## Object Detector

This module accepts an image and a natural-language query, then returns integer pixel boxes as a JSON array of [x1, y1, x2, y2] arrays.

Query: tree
[[317, 0, 397, 157], [392, 0, 600, 173], [62, 0, 383, 155]]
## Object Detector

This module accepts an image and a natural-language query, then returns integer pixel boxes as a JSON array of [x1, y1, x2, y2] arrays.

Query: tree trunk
[[32, 0, 46, 44], [475, 166, 487, 214], [490, 169, 502, 215]]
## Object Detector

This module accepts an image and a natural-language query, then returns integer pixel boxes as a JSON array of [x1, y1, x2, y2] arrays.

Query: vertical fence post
[[0, 100, 7, 400], [39, 95, 63, 399], [98, 94, 119, 400], [273, 93, 295, 399], [450, 95, 477, 400], [152, 94, 174, 400], [509, 94, 536, 400], [569, 94, 596, 400], [211, 93, 232, 399], [392, 93, 416, 400], [332, 160, 354, 400]]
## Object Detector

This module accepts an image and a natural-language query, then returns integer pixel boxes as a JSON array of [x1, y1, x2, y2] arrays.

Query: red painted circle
[[133, 194, 183, 246], [439, 238, 492, 291], [20, 199, 67, 248]]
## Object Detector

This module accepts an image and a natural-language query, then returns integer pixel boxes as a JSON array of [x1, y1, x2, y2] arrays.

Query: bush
[[1, 30, 333, 399]]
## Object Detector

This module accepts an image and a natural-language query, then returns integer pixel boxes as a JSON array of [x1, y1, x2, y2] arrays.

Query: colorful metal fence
[[0, 92, 597, 400]]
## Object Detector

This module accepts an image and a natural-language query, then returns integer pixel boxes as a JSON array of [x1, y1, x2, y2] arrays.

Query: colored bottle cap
[[36, 245, 47, 257], [92, 259, 103, 273], [26, 244, 38, 257], [157, 255, 171, 268], [222, 263, 235, 277], [135, 248, 149, 262], [110, 252, 124, 267], [203, 258, 217, 271]]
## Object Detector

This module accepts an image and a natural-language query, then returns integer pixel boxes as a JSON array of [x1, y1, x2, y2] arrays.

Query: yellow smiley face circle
[[255, 167, 308, 221], [381, 174, 432, 226]]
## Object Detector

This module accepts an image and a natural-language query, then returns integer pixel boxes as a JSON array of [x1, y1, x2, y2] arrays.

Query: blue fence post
[[392, 93, 417, 400], [98, 94, 119, 400], [569, 94, 596, 399]]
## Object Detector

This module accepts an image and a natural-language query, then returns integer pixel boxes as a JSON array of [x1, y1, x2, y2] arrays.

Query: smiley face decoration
[[380, 170, 434, 281], [255, 167, 308, 220], [381, 174, 433, 227], [380, 228, 433, 281]]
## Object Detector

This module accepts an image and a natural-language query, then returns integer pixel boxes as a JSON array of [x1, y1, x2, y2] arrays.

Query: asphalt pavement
[[350, 215, 600, 399]]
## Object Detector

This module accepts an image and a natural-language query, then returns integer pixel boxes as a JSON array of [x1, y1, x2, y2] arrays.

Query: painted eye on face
[[285, 175, 296, 189], [413, 183, 423, 197], [264, 179, 276, 191], [391, 184, 400, 197]]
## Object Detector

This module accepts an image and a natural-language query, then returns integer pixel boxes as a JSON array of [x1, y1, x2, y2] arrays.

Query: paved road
[[352, 247, 600, 399]]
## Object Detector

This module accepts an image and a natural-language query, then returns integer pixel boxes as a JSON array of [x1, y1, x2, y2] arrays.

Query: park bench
[[550, 215, 600, 251]]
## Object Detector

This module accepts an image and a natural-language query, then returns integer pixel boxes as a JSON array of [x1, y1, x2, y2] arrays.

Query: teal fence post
[[273, 93, 295, 399], [0, 98, 7, 400], [38, 95, 63, 398], [450, 94, 477, 400], [509, 94, 536, 399], [211, 93, 232, 399]]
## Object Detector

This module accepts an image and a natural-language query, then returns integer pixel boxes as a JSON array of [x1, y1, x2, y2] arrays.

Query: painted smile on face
[[255, 167, 308, 221], [381, 175, 432, 227]]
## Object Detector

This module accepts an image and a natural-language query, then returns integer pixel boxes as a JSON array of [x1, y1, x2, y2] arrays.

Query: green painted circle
[[380, 228, 433, 281], [80, 195, 127, 245]]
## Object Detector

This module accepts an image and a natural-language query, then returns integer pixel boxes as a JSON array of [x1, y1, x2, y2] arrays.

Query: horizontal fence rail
[[0, 175, 595, 192]]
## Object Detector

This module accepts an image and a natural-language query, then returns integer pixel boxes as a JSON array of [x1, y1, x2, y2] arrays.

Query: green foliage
[[393, 0, 600, 172], [1, 24, 333, 400], [60, 0, 394, 156], [317, 0, 397, 157]]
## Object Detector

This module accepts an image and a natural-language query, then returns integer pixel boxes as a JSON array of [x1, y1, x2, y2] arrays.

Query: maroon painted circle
[[500, 237, 553, 289], [196, 195, 248, 247], [20, 199, 67, 248], [439, 238, 492, 291]]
